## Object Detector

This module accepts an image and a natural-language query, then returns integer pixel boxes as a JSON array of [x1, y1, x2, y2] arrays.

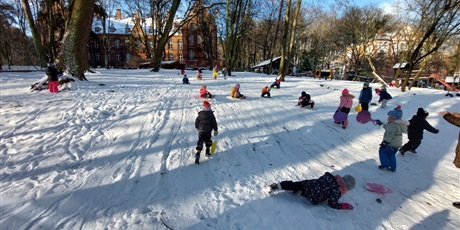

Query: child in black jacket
[[268, 172, 355, 210], [399, 108, 439, 155], [298, 91, 315, 109], [194, 101, 218, 164]]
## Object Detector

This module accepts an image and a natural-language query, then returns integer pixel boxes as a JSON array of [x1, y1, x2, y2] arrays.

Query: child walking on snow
[[358, 81, 372, 111], [334, 88, 354, 129], [399, 108, 439, 155], [298, 91, 315, 109], [374, 105, 409, 172], [268, 172, 356, 210], [194, 101, 218, 164]]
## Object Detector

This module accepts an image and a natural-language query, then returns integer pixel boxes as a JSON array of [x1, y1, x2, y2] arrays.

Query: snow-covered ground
[[1, 69, 459, 230]]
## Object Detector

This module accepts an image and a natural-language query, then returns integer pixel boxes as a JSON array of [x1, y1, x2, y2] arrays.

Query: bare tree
[[333, 6, 392, 76], [399, 0, 460, 91], [19, 0, 46, 66], [223, 0, 253, 76]]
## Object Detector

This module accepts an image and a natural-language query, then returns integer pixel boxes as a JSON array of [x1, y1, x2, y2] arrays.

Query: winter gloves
[[374, 119, 383, 126], [340, 203, 353, 210], [379, 141, 389, 150]]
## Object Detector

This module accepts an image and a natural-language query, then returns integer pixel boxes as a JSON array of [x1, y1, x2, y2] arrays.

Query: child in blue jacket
[[358, 81, 372, 110]]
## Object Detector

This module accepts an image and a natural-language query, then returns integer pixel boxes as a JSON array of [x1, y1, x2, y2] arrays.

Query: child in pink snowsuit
[[200, 85, 213, 98], [335, 88, 355, 129]]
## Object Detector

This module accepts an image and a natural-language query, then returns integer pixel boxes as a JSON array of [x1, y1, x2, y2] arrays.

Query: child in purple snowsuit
[[269, 172, 356, 210], [334, 88, 354, 129]]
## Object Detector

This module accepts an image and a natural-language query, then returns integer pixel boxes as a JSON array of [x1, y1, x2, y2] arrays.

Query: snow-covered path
[[1, 69, 459, 229]]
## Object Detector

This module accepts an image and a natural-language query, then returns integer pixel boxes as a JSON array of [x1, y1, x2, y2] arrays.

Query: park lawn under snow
[[0, 68, 459, 230]]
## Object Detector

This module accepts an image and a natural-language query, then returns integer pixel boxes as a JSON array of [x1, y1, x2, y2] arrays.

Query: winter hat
[[301, 91, 307, 97], [342, 175, 356, 191], [363, 81, 370, 87], [203, 101, 211, 108], [235, 83, 240, 89], [417, 107, 429, 117], [342, 88, 349, 95], [388, 107, 403, 119]]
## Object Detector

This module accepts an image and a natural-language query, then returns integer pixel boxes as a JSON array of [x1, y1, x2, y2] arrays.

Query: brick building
[[88, 3, 220, 69]]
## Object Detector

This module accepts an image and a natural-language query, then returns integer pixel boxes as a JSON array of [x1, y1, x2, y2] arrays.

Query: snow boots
[[195, 151, 201, 164], [195, 148, 211, 164]]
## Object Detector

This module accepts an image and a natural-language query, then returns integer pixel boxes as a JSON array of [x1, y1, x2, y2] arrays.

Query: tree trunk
[[150, 0, 181, 72], [20, 0, 46, 66], [278, 0, 292, 80], [284, 0, 301, 78], [60, 0, 95, 80]]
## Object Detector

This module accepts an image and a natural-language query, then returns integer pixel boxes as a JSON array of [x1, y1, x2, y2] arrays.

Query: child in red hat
[[194, 101, 218, 164]]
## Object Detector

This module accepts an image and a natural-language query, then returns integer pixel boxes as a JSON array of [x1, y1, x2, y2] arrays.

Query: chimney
[[116, 9, 121, 20]]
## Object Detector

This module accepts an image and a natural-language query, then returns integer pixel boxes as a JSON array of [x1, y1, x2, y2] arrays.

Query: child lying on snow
[[268, 172, 356, 210]]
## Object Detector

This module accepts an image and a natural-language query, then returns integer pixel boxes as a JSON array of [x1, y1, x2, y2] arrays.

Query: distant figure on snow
[[268, 172, 356, 210], [375, 86, 392, 108], [196, 70, 202, 80], [298, 91, 315, 109], [358, 81, 372, 111], [222, 67, 228, 80], [270, 75, 281, 89], [399, 108, 439, 155], [200, 85, 213, 99], [213, 65, 218, 80], [231, 83, 246, 99], [46, 61, 59, 93], [261, 86, 271, 98], [182, 75, 190, 84]]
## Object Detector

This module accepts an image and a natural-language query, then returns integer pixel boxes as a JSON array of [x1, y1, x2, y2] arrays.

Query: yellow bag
[[355, 104, 362, 112]]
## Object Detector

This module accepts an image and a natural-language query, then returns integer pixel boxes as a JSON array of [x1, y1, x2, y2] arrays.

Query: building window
[[197, 35, 202, 45], [96, 53, 100, 61], [188, 35, 194, 46], [115, 40, 120, 48], [169, 54, 174, 61], [169, 40, 173, 49], [126, 53, 131, 61], [188, 50, 194, 60], [116, 53, 121, 61], [125, 39, 130, 46], [190, 23, 195, 31], [95, 27, 101, 32], [178, 41, 183, 50], [179, 54, 183, 62], [95, 42, 99, 49]]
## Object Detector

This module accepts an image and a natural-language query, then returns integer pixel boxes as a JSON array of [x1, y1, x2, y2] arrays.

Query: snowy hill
[[1, 69, 459, 229]]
